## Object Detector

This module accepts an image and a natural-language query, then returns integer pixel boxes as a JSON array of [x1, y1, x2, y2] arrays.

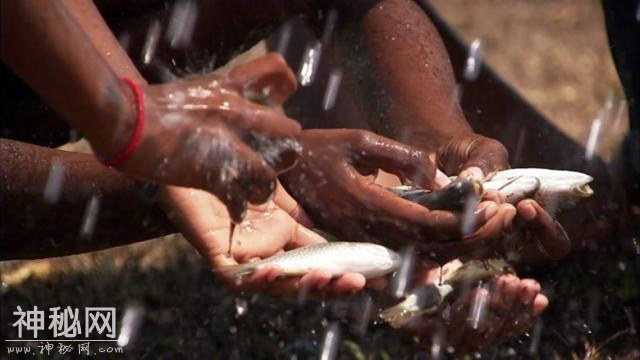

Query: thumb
[[227, 52, 298, 106]]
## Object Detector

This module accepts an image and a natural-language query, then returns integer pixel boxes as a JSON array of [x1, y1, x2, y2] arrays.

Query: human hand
[[280, 129, 517, 262], [94, 53, 302, 222], [159, 182, 369, 299], [436, 133, 509, 181], [501, 199, 572, 265], [405, 260, 548, 355]]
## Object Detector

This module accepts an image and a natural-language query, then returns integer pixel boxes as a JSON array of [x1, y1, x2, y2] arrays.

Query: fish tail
[[380, 302, 420, 329]]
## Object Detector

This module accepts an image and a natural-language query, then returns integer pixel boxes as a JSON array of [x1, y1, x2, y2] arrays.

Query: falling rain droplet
[[166, 0, 198, 49], [276, 21, 293, 56], [611, 99, 627, 133], [235, 298, 248, 317], [322, 68, 343, 110], [460, 194, 480, 235], [319, 322, 340, 360], [117, 303, 145, 347], [141, 20, 162, 65], [350, 294, 373, 337], [43, 157, 66, 204], [469, 284, 489, 330], [585, 117, 602, 161], [298, 41, 323, 87], [118, 32, 131, 53], [637, 1, 640, 22], [389, 245, 415, 299], [79, 196, 100, 238], [512, 128, 528, 166], [463, 39, 483, 82], [321, 8, 339, 46], [528, 319, 543, 355]]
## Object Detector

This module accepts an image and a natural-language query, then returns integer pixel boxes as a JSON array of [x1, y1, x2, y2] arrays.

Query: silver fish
[[381, 259, 513, 328], [218, 242, 402, 279], [391, 168, 594, 212], [482, 168, 594, 210]]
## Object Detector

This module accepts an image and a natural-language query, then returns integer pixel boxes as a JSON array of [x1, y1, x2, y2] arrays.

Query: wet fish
[[380, 259, 513, 328], [482, 168, 594, 210], [391, 168, 593, 212], [218, 242, 402, 279], [390, 178, 482, 212]]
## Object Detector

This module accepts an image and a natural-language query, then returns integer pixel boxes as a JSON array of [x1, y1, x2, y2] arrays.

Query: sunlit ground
[[1, 1, 639, 358]]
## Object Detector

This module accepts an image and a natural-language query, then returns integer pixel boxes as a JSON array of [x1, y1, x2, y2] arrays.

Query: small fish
[[218, 242, 402, 279], [390, 178, 482, 212], [392, 168, 594, 212], [381, 259, 512, 328], [482, 168, 594, 210]]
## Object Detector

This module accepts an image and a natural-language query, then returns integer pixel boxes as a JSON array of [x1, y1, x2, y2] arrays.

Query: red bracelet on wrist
[[100, 78, 145, 167]]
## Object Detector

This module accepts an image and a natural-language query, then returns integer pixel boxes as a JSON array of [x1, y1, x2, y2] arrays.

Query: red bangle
[[101, 78, 145, 167]]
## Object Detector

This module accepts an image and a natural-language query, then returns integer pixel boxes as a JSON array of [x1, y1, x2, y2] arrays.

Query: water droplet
[[79, 195, 101, 238], [389, 245, 415, 299], [43, 157, 65, 204], [463, 38, 483, 81], [528, 319, 543, 355], [141, 20, 162, 65], [235, 298, 248, 317], [117, 302, 145, 347], [166, 0, 198, 49], [319, 322, 340, 360], [298, 41, 323, 87], [468, 284, 489, 330], [322, 68, 343, 111]]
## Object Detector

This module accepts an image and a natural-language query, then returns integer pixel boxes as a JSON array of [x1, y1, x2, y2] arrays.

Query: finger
[[230, 99, 302, 138], [500, 274, 520, 310], [226, 140, 279, 207], [299, 270, 333, 294], [326, 273, 366, 297], [227, 53, 298, 106], [287, 224, 327, 250], [517, 200, 571, 261], [366, 277, 388, 291], [462, 138, 509, 176], [272, 182, 315, 227], [532, 293, 549, 318], [346, 132, 438, 189], [482, 189, 506, 204]]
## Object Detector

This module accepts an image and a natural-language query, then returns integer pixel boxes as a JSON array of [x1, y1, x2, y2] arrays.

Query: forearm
[[0, 139, 175, 260], [0, 0, 135, 157], [357, 0, 473, 152]]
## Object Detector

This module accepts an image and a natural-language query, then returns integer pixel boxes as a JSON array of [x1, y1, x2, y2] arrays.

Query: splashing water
[[469, 283, 489, 330], [611, 99, 627, 133], [389, 245, 415, 299], [319, 322, 341, 360], [118, 32, 131, 53], [463, 39, 483, 82], [141, 20, 162, 65], [321, 8, 339, 46], [117, 303, 145, 347], [637, 0, 640, 22], [43, 157, 65, 204], [299, 41, 323, 87], [166, 0, 198, 49], [79, 196, 100, 238], [322, 68, 343, 110]]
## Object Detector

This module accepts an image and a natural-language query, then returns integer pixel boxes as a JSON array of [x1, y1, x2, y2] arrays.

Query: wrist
[[87, 79, 138, 160]]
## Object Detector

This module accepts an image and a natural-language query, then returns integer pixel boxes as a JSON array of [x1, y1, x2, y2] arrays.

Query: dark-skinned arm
[[0, 139, 175, 260]]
